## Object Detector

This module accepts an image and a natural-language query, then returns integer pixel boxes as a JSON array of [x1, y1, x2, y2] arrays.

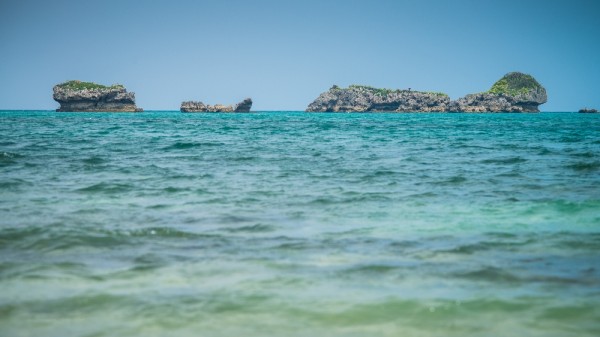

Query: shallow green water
[[1, 111, 599, 336]]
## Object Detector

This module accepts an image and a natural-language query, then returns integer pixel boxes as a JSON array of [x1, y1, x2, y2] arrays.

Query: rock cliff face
[[306, 85, 450, 112], [448, 92, 545, 112], [306, 72, 547, 113], [180, 98, 253, 112], [180, 101, 208, 112], [449, 72, 547, 112], [53, 81, 142, 112]]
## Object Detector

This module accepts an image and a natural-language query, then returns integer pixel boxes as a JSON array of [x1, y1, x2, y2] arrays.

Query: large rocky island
[[306, 85, 450, 112], [306, 72, 547, 113], [181, 98, 252, 112], [53, 81, 142, 112]]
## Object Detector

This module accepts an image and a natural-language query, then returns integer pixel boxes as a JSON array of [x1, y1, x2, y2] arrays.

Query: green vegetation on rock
[[349, 84, 397, 96], [487, 72, 542, 96], [346, 85, 448, 97], [56, 80, 124, 91], [425, 91, 449, 97]]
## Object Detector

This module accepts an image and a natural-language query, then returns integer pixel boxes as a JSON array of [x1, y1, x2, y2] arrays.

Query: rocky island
[[449, 72, 547, 112], [53, 81, 142, 112], [579, 108, 598, 113], [306, 72, 547, 113], [306, 85, 450, 112], [180, 98, 252, 112]]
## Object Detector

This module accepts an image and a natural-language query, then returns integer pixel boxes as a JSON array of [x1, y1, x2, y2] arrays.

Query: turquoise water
[[1, 110, 599, 337]]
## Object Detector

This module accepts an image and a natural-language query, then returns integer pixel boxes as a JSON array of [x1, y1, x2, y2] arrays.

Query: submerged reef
[[181, 98, 252, 112], [53, 80, 142, 112], [306, 72, 547, 113]]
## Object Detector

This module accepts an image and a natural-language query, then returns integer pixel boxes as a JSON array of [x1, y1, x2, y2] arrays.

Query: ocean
[[1, 110, 599, 337]]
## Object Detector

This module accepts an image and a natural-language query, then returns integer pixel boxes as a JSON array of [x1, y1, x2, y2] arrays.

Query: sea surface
[[1, 110, 599, 337]]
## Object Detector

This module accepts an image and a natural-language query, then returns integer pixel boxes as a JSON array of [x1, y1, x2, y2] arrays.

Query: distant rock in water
[[306, 72, 547, 113], [181, 98, 253, 113], [180, 101, 208, 112], [53, 80, 142, 112], [579, 108, 598, 113], [306, 85, 450, 112], [449, 72, 547, 113], [234, 98, 253, 112]]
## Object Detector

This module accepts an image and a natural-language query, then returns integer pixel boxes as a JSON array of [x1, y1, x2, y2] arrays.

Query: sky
[[0, 0, 599, 111]]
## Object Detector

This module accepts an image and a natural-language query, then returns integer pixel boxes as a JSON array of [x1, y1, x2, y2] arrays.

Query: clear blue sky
[[1, 0, 599, 111]]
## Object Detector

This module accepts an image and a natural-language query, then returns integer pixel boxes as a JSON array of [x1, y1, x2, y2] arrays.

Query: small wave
[[2, 227, 133, 252], [2, 262, 88, 281], [224, 223, 275, 233], [131, 253, 168, 271], [539, 304, 599, 320], [0, 179, 32, 190], [146, 204, 170, 209], [553, 232, 600, 250], [126, 227, 216, 239], [162, 186, 192, 193], [0, 151, 23, 166], [231, 156, 258, 162], [560, 136, 583, 143], [342, 264, 399, 275], [27, 294, 133, 314], [0, 227, 47, 246], [521, 199, 600, 217], [456, 266, 521, 283], [82, 156, 107, 165], [403, 192, 438, 199], [481, 157, 527, 164], [275, 240, 311, 250], [307, 197, 338, 205], [439, 235, 535, 255], [495, 171, 523, 178], [442, 242, 490, 255], [566, 161, 600, 172], [570, 151, 596, 158], [537, 148, 555, 155], [486, 232, 518, 239], [76, 182, 134, 194], [162, 141, 223, 150], [362, 170, 397, 179], [212, 214, 257, 224], [527, 275, 597, 286], [169, 173, 214, 180], [301, 299, 447, 325], [164, 142, 200, 150], [0, 151, 23, 159], [309, 193, 392, 205], [388, 240, 420, 250], [440, 175, 467, 185]]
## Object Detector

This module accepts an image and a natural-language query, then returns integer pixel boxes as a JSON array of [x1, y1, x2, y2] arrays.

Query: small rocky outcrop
[[234, 98, 253, 112], [180, 101, 208, 112], [53, 80, 142, 112], [180, 98, 253, 112], [306, 72, 547, 113], [306, 85, 450, 112], [449, 72, 547, 112], [579, 108, 598, 113]]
